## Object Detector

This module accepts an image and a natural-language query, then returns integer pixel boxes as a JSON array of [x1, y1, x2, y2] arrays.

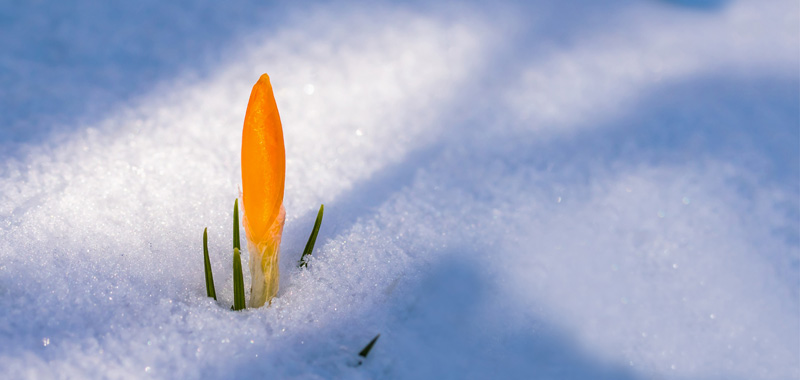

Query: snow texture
[[0, 0, 797, 379]]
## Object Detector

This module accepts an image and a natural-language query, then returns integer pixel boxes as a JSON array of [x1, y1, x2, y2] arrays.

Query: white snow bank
[[0, 0, 797, 379]]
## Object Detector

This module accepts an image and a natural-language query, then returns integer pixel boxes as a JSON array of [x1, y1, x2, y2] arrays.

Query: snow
[[0, 0, 797, 379]]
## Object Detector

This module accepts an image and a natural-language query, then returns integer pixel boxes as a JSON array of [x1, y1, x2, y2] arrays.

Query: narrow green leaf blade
[[232, 247, 246, 310], [299, 204, 324, 268], [358, 334, 380, 358], [233, 199, 241, 251], [203, 228, 217, 300]]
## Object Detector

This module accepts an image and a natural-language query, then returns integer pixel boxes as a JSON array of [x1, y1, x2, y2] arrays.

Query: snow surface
[[0, 0, 798, 379]]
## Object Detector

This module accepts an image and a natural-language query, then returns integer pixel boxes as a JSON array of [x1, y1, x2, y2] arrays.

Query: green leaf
[[358, 334, 380, 358], [203, 228, 217, 300], [299, 204, 324, 268], [233, 199, 241, 251], [232, 247, 246, 311]]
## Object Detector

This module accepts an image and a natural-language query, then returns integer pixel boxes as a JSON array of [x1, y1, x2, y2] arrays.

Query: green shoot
[[232, 198, 245, 310], [233, 199, 241, 251], [358, 334, 380, 358], [299, 204, 324, 268], [203, 228, 217, 300], [232, 247, 246, 310]]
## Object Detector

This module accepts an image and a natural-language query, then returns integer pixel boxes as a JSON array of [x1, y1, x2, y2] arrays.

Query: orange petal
[[241, 74, 285, 244]]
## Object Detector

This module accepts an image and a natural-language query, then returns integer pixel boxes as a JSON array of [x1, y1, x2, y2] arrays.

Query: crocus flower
[[241, 73, 285, 308]]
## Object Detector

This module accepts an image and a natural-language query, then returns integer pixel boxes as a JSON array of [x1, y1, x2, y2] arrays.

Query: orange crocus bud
[[241, 73, 286, 307]]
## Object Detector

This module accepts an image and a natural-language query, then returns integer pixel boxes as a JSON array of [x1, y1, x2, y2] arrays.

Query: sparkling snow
[[0, 0, 797, 379]]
